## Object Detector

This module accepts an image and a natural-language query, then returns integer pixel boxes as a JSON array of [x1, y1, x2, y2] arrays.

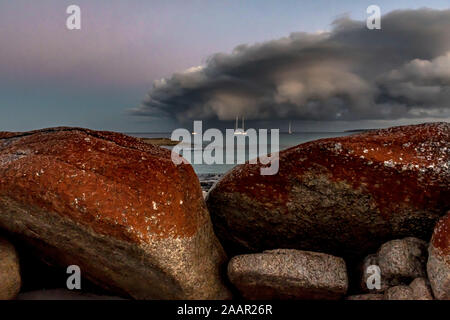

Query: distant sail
[[234, 116, 247, 135]]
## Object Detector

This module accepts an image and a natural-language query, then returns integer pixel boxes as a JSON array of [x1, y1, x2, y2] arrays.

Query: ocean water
[[129, 131, 356, 174]]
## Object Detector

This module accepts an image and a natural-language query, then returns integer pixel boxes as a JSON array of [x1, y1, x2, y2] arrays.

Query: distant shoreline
[[344, 129, 375, 133], [139, 137, 179, 146]]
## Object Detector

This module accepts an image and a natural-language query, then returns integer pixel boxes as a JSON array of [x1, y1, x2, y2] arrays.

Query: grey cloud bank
[[134, 9, 450, 123]]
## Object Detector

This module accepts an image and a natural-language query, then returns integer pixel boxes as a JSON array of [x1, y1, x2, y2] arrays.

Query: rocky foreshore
[[0, 123, 449, 300]]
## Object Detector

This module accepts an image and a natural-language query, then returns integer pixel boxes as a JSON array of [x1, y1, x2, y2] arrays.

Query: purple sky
[[0, 0, 449, 132]]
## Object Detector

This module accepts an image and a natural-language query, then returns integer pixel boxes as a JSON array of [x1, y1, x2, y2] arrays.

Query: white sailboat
[[288, 121, 293, 134], [192, 124, 199, 135], [234, 116, 247, 135]]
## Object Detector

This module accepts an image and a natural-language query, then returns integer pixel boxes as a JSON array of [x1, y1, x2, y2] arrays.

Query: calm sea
[[128, 132, 356, 174]]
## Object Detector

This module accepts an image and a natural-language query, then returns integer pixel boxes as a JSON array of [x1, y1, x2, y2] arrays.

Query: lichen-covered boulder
[[0, 237, 21, 300], [227, 249, 348, 300], [207, 123, 449, 257], [427, 213, 450, 300], [0, 127, 230, 300]]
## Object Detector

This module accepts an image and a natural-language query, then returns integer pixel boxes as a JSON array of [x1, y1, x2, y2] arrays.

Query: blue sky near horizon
[[0, 0, 449, 132]]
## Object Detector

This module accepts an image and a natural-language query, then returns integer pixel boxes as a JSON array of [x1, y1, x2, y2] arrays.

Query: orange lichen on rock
[[0, 127, 231, 300], [0, 127, 205, 242], [207, 123, 449, 257], [218, 122, 449, 218]]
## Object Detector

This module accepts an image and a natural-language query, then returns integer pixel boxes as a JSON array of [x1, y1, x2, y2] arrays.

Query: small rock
[[346, 294, 384, 300], [352, 277, 434, 300], [227, 249, 348, 300], [427, 213, 450, 300], [409, 278, 433, 300], [0, 237, 21, 300], [377, 237, 428, 284], [384, 285, 414, 300]]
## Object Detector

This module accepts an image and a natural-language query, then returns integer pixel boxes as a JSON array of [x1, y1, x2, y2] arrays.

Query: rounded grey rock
[[228, 249, 348, 300]]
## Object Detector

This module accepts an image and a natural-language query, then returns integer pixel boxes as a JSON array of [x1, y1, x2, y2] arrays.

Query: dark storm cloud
[[133, 9, 450, 122]]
